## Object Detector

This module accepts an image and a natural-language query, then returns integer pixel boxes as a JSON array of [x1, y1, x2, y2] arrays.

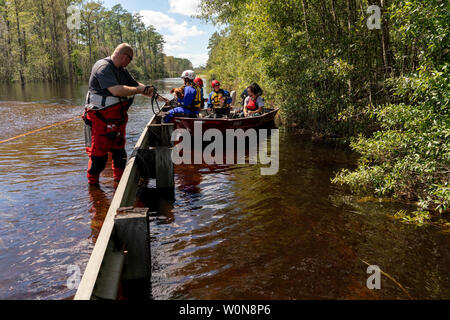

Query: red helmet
[[211, 80, 220, 87], [194, 77, 203, 87]]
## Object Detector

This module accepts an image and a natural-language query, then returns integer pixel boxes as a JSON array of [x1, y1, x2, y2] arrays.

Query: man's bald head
[[111, 43, 134, 68], [114, 43, 133, 56]]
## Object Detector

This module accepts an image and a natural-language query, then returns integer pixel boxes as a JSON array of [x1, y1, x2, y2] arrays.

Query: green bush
[[333, 65, 449, 213]]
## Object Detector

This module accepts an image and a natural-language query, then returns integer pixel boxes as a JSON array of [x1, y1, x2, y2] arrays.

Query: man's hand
[[140, 86, 152, 98], [136, 83, 156, 98]]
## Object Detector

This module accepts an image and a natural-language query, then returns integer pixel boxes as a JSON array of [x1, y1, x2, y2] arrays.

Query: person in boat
[[241, 83, 264, 117], [194, 77, 206, 109], [206, 80, 232, 118], [82, 43, 168, 186], [164, 70, 203, 123]]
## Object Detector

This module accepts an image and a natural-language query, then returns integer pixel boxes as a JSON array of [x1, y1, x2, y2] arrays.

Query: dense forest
[[0, 1, 192, 83], [200, 0, 449, 219]]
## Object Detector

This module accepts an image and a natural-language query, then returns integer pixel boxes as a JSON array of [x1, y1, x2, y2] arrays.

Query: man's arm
[[109, 82, 165, 101], [96, 64, 144, 97], [108, 84, 145, 97]]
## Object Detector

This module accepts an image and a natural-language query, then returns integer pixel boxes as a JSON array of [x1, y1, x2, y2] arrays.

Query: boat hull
[[171, 109, 279, 133]]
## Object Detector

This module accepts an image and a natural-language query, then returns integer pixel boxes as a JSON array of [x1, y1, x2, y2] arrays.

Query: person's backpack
[[240, 88, 248, 106]]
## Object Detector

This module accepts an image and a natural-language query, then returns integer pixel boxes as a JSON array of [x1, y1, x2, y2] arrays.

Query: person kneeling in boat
[[241, 83, 264, 117], [207, 80, 232, 118], [164, 70, 202, 123]]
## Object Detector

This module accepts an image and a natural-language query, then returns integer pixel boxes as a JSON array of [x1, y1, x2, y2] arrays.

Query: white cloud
[[168, 0, 201, 16], [139, 10, 174, 31], [139, 10, 204, 60], [176, 53, 209, 68]]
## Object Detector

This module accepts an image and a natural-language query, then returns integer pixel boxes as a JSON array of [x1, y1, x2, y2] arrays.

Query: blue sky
[[102, 0, 216, 67]]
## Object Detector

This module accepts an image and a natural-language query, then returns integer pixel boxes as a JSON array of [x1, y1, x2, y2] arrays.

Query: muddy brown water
[[0, 80, 448, 300]]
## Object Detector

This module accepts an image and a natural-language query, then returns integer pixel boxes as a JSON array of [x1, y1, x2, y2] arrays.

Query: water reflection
[[176, 164, 204, 195], [87, 184, 111, 242]]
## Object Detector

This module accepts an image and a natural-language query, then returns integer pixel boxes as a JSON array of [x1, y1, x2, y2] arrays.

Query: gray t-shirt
[[88, 57, 139, 97]]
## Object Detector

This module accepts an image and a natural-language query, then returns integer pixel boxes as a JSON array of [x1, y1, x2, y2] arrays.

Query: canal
[[0, 80, 448, 299]]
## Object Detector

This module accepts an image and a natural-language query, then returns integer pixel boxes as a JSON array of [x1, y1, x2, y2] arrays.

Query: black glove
[[144, 85, 157, 95]]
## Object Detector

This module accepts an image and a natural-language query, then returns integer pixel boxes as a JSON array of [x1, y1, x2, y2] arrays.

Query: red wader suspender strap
[[93, 100, 131, 125]]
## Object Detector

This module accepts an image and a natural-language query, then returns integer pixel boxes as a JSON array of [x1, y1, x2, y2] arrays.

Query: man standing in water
[[83, 43, 166, 186]]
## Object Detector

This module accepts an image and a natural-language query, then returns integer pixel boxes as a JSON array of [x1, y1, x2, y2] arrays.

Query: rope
[[151, 92, 162, 115], [0, 116, 80, 145]]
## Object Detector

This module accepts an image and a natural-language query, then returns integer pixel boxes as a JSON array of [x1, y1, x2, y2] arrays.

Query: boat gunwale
[[172, 108, 279, 122]]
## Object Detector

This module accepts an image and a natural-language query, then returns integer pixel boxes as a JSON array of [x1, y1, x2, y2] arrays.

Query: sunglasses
[[125, 53, 133, 61]]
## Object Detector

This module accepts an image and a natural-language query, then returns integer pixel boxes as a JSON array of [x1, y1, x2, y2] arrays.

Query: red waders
[[83, 100, 132, 185]]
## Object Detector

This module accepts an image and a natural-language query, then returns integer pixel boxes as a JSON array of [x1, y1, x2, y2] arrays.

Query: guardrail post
[[114, 207, 151, 300], [155, 146, 174, 199], [148, 123, 175, 199]]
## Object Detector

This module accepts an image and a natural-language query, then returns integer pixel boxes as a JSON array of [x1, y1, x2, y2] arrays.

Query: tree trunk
[[380, 0, 395, 78], [300, 0, 312, 51], [13, 0, 25, 85], [346, 0, 354, 99], [39, 0, 50, 80], [64, 6, 74, 81], [2, 2, 13, 81], [50, 1, 64, 81], [118, 20, 123, 43]]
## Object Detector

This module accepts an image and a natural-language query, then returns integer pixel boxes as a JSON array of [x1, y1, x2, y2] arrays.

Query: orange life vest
[[246, 97, 259, 111]]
